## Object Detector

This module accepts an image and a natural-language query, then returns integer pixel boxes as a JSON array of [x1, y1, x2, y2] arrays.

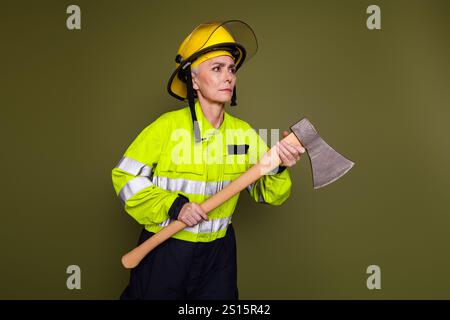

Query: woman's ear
[[191, 71, 199, 90]]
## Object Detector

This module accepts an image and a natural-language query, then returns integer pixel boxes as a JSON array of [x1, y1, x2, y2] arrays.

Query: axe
[[121, 118, 354, 269]]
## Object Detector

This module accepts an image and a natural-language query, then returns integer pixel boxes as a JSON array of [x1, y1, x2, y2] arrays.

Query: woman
[[112, 20, 304, 300]]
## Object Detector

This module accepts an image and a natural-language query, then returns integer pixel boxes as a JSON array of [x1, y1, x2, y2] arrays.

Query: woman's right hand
[[178, 202, 208, 227]]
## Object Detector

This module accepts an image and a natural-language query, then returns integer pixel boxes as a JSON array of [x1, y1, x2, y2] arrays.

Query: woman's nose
[[224, 70, 234, 83]]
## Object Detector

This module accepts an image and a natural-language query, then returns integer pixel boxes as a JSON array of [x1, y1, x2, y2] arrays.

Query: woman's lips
[[220, 89, 232, 93]]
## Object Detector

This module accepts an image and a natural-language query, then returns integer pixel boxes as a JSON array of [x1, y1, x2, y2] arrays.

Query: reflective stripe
[[119, 176, 154, 203], [227, 144, 249, 155], [246, 182, 266, 203], [115, 156, 152, 177], [257, 183, 266, 203], [139, 165, 152, 177], [153, 176, 231, 196], [159, 216, 232, 234]]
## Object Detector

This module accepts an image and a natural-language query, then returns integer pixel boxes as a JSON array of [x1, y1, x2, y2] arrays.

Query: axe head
[[290, 118, 355, 189]]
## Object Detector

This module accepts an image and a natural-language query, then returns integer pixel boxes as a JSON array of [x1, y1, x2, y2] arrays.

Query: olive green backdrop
[[1, 0, 449, 299]]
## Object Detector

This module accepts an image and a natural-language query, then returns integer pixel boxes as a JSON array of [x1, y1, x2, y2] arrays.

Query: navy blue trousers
[[120, 224, 238, 300]]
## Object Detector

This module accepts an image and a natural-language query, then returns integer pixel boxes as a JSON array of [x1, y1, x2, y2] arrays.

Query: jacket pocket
[[155, 152, 205, 177], [158, 161, 204, 176], [223, 154, 248, 179]]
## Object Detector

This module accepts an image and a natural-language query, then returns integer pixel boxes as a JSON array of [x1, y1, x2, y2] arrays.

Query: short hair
[[191, 65, 199, 75]]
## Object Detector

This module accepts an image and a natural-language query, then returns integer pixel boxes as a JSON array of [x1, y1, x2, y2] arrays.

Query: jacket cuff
[[276, 166, 287, 174], [168, 194, 190, 220]]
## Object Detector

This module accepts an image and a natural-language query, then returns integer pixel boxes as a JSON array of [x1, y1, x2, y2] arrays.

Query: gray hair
[[191, 66, 199, 75]]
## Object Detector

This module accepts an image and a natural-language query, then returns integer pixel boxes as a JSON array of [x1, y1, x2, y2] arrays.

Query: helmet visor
[[188, 20, 258, 66]]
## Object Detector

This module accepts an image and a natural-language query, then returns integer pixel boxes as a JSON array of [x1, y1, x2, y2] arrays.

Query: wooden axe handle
[[121, 133, 302, 269]]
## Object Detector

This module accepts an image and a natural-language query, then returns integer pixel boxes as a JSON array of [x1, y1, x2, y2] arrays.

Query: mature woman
[[112, 20, 304, 300]]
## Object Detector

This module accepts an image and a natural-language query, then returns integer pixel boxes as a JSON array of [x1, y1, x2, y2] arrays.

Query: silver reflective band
[[159, 216, 232, 234], [227, 144, 248, 155], [193, 120, 202, 143], [256, 183, 266, 203], [246, 182, 266, 203], [115, 157, 152, 177], [153, 176, 232, 196], [119, 176, 154, 203], [139, 165, 152, 177]]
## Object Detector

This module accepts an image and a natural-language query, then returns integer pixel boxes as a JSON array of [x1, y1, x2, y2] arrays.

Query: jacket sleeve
[[246, 129, 292, 205], [111, 114, 187, 225]]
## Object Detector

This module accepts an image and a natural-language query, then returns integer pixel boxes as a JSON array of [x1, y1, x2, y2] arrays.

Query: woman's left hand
[[276, 131, 306, 167]]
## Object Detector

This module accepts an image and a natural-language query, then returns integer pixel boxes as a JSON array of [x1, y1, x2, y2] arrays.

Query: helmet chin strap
[[185, 64, 203, 143], [230, 86, 237, 106], [185, 63, 238, 142]]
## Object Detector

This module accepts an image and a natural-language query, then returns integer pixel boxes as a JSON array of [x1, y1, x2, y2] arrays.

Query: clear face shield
[[184, 20, 259, 69]]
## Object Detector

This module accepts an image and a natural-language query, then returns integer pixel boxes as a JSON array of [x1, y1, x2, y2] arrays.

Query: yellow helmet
[[167, 20, 258, 143], [167, 20, 258, 102]]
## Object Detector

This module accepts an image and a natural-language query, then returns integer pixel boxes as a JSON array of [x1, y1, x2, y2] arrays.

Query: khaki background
[[1, 0, 449, 299]]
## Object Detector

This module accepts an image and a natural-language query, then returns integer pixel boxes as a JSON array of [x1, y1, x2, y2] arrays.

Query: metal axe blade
[[290, 118, 355, 189]]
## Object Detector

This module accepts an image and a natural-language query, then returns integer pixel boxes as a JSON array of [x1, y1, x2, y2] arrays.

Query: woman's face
[[191, 55, 237, 104]]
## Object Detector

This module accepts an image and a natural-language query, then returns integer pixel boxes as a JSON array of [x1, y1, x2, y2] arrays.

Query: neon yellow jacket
[[111, 100, 292, 242]]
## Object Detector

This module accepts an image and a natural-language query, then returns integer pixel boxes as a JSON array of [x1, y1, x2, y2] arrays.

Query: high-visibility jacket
[[111, 100, 292, 243]]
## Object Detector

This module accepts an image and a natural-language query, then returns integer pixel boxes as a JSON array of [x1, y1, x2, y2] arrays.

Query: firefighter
[[112, 20, 304, 299]]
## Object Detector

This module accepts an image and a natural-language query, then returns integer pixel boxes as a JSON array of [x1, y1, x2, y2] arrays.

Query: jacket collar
[[193, 100, 227, 140]]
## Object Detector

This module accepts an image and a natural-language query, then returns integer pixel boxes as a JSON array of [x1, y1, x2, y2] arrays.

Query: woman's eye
[[230, 68, 237, 74], [212, 66, 220, 71]]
